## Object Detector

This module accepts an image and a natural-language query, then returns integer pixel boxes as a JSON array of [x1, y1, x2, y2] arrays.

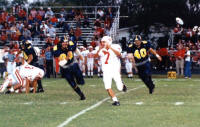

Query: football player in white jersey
[[78, 46, 87, 77], [20, 62, 44, 93], [0, 69, 26, 94], [86, 46, 95, 78], [4, 46, 16, 75], [95, 36, 127, 106], [97, 56, 103, 77], [122, 51, 136, 78], [0, 55, 44, 94]]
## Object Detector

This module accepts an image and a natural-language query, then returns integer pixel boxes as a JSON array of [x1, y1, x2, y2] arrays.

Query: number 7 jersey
[[97, 44, 122, 71], [127, 41, 151, 64]]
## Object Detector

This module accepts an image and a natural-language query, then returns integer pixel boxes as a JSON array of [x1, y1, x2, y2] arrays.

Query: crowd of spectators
[[173, 24, 200, 50], [0, 5, 115, 49], [154, 24, 200, 74], [0, 5, 116, 78]]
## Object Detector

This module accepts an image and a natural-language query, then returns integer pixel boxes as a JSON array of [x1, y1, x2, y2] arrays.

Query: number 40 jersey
[[127, 41, 151, 64]]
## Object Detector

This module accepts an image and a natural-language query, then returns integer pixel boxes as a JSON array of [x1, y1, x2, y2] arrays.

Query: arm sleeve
[[26, 48, 33, 56], [127, 46, 133, 54], [68, 41, 77, 51], [53, 45, 60, 57], [112, 44, 122, 53], [145, 41, 151, 50]]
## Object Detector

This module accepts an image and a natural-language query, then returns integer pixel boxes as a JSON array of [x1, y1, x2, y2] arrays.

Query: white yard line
[[135, 102, 144, 105], [60, 102, 68, 105], [57, 85, 144, 127], [23, 102, 33, 105], [175, 102, 184, 106]]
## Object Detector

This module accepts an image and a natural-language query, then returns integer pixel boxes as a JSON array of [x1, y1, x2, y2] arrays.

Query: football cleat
[[5, 90, 11, 94], [80, 95, 86, 100], [149, 86, 155, 94], [112, 101, 120, 106], [122, 84, 127, 92], [37, 89, 44, 93]]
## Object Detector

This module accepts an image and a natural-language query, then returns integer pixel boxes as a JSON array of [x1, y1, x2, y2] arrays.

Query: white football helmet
[[101, 36, 112, 45]]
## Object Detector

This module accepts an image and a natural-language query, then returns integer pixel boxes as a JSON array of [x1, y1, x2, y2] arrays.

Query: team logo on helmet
[[134, 35, 142, 41]]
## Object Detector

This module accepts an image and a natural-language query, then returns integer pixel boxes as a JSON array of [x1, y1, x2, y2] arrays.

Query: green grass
[[0, 77, 200, 127]]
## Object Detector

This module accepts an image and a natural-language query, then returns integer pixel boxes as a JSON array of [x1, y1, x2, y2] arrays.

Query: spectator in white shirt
[[184, 46, 191, 78], [45, 7, 54, 19], [47, 24, 56, 38]]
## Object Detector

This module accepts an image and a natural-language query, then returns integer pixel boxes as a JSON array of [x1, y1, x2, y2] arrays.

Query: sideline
[[57, 85, 144, 127]]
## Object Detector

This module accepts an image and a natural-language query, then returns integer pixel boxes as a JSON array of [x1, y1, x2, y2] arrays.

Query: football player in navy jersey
[[19, 40, 44, 93], [127, 35, 162, 94], [53, 36, 86, 100]]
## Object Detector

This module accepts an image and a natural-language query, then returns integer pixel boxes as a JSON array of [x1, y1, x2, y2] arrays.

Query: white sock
[[91, 72, 93, 76], [10, 87, 14, 92], [15, 89, 19, 93], [112, 96, 118, 102]]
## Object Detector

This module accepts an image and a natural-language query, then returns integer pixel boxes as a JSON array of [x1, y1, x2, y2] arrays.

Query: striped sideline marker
[[57, 85, 144, 127]]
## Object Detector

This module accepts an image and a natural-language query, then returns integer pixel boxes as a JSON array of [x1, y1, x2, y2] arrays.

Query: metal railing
[[109, 6, 120, 42]]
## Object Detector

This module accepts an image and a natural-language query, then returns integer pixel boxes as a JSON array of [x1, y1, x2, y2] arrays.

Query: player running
[[127, 35, 162, 94], [95, 36, 127, 106], [53, 36, 86, 100]]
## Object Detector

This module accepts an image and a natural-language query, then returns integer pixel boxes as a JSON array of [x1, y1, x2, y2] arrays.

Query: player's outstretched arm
[[94, 44, 103, 58], [26, 78, 30, 94], [27, 54, 33, 64], [67, 51, 73, 60], [149, 48, 162, 61]]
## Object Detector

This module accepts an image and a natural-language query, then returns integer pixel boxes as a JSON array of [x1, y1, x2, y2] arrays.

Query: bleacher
[[0, 6, 120, 48]]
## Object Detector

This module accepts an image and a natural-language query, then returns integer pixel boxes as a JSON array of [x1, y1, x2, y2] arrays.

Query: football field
[[0, 77, 200, 127]]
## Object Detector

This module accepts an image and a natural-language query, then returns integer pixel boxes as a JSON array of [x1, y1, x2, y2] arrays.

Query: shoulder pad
[[142, 41, 148, 44], [53, 45, 57, 51], [69, 41, 74, 46]]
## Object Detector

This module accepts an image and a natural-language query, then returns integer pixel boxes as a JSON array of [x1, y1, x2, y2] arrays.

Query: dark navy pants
[[137, 62, 155, 89], [62, 63, 85, 88]]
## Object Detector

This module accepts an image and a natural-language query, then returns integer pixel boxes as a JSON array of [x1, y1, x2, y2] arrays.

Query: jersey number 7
[[102, 51, 110, 64]]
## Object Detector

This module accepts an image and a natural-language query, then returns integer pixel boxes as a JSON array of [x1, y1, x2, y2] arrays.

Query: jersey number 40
[[134, 48, 147, 59]]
